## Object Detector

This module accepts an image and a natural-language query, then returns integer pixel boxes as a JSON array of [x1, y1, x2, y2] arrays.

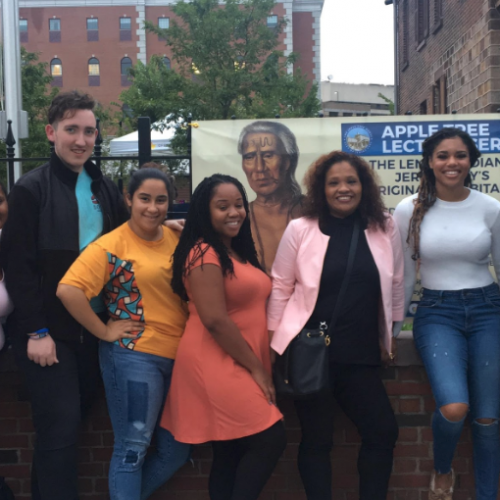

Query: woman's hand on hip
[[104, 318, 145, 342], [380, 337, 397, 367], [251, 364, 277, 406]]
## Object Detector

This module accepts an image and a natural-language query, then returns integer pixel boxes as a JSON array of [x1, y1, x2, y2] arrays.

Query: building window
[[88, 57, 100, 86], [433, 76, 447, 114], [266, 15, 278, 29], [158, 17, 169, 41], [50, 58, 63, 87], [49, 18, 61, 43], [87, 18, 99, 42], [20, 19, 28, 43], [121, 57, 132, 86], [163, 57, 171, 69], [417, 0, 429, 47], [120, 17, 132, 41], [402, 0, 409, 69], [420, 99, 428, 115], [433, 0, 443, 32]]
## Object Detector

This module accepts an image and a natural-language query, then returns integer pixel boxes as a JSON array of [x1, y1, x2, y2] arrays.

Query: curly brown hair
[[48, 90, 95, 125], [302, 150, 387, 231], [408, 127, 480, 260]]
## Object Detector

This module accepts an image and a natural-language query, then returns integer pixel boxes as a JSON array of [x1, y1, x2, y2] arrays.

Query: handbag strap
[[326, 217, 360, 333]]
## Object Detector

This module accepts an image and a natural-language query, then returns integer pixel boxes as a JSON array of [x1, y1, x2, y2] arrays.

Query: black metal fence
[[0, 116, 192, 200]]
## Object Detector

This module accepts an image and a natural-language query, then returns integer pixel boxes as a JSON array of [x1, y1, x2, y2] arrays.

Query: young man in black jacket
[[0, 91, 129, 500]]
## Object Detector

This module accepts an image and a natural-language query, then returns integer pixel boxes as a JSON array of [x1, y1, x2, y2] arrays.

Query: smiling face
[[429, 137, 471, 193], [126, 179, 169, 241], [209, 183, 247, 247], [324, 161, 363, 218], [45, 109, 97, 173], [241, 132, 289, 198]]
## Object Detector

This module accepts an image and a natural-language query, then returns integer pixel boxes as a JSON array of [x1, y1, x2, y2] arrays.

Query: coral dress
[[161, 245, 283, 443]]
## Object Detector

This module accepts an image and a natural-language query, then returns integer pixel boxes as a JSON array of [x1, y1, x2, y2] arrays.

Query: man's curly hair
[[302, 150, 387, 231]]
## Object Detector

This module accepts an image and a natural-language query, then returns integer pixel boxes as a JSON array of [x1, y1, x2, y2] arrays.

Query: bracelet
[[28, 328, 49, 340]]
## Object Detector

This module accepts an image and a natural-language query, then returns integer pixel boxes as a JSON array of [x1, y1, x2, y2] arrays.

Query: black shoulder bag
[[273, 218, 360, 398]]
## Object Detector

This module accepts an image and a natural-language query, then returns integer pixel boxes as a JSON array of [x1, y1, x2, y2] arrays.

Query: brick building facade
[[397, 0, 500, 115], [15, 0, 323, 111]]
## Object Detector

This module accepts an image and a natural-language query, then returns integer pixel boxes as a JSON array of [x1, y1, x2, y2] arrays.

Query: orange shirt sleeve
[[59, 243, 110, 301], [187, 243, 222, 272]]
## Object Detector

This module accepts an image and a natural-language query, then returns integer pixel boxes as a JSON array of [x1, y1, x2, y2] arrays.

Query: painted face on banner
[[241, 133, 290, 197]]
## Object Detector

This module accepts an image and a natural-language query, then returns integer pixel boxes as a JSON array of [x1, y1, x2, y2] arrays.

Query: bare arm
[[56, 284, 144, 342], [188, 263, 276, 405]]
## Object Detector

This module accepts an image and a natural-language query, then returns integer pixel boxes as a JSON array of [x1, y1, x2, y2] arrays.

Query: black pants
[[294, 364, 398, 500], [13, 329, 101, 500], [209, 421, 287, 500]]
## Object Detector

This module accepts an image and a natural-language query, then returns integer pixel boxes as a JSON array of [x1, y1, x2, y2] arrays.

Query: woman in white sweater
[[394, 128, 500, 500]]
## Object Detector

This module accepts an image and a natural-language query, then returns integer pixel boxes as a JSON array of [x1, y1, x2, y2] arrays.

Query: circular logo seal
[[344, 126, 372, 154]]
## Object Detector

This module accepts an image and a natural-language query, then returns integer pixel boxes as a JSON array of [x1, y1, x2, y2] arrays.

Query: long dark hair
[[302, 150, 387, 231], [408, 127, 480, 260], [171, 174, 261, 300]]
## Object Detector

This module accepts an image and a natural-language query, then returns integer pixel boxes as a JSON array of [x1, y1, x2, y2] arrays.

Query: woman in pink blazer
[[268, 151, 405, 500]]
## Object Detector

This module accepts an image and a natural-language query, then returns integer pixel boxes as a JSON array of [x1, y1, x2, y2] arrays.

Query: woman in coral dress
[[161, 174, 285, 500]]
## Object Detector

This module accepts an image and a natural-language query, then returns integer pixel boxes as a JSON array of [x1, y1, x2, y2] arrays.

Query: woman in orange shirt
[[162, 173, 285, 500], [57, 169, 189, 500]]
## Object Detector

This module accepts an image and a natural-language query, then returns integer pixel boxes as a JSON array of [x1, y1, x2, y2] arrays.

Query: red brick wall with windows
[[19, 6, 139, 110], [397, 0, 500, 115], [292, 12, 315, 83], [0, 348, 482, 499]]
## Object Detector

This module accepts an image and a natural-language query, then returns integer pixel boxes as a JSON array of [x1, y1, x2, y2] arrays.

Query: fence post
[[187, 114, 193, 198], [94, 118, 102, 171], [6, 120, 16, 193], [137, 117, 151, 167]]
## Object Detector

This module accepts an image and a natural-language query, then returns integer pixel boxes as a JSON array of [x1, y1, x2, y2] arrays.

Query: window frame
[[50, 58, 63, 87], [416, 0, 429, 50], [266, 15, 278, 29], [49, 18, 61, 31], [121, 57, 133, 87]]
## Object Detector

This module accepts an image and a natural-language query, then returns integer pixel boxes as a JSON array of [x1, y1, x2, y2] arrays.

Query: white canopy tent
[[109, 126, 176, 156]]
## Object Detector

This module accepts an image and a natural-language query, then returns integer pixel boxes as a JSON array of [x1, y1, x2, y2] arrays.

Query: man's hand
[[27, 336, 58, 367], [163, 218, 185, 234]]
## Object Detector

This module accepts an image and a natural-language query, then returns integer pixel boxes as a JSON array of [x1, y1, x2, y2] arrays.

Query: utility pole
[[384, 0, 398, 115], [2, 0, 26, 184]]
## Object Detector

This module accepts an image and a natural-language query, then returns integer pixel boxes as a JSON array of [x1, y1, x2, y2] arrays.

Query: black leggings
[[209, 421, 286, 500], [294, 364, 398, 500]]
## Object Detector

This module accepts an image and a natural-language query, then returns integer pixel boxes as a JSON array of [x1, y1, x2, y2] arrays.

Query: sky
[[320, 0, 395, 85]]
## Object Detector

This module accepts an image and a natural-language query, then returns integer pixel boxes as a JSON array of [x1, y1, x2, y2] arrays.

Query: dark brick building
[[397, 0, 500, 115], [15, 0, 323, 111]]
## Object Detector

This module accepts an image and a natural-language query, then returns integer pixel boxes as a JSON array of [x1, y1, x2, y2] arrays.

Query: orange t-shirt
[[60, 222, 187, 359]]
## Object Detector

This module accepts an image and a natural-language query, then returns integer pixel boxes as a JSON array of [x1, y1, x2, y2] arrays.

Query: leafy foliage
[[119, 0, 320, 152]]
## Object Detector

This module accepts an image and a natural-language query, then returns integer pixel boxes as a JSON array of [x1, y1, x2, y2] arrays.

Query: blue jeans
[[99, 341, 191, 500], [414, 283, 500, 500]]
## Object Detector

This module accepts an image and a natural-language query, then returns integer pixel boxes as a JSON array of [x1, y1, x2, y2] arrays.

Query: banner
[[192, 114, 500, 324]]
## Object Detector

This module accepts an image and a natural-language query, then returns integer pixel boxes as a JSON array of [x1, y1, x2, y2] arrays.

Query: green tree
[[119, 0, 320, 152], [378, 92, 395, 115]]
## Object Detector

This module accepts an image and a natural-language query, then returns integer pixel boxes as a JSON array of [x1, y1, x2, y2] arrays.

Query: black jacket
[[0, 153, 129, 341]]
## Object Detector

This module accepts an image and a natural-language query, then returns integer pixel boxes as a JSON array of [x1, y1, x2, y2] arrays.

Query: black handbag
[[273, 218, 360, 398]]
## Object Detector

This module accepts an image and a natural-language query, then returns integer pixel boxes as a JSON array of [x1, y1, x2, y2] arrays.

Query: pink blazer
[[268, 215, 405, 355]]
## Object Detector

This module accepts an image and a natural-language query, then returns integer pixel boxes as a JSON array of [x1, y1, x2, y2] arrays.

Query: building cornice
[[292, 0, 323, 14]]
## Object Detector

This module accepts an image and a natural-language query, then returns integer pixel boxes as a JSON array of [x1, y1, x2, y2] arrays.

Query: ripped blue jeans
[[99, 341, 190, 500], [414, 283, 500, 500]]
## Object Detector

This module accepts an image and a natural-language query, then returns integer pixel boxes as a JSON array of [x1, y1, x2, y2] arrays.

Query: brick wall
[[0, 340, 483, 500], [398, 0, 500, 115]]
